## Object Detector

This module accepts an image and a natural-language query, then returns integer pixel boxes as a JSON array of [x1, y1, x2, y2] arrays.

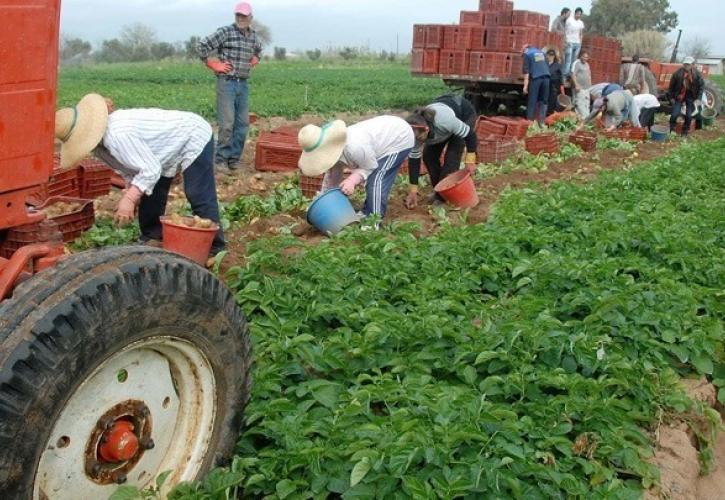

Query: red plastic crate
[[299, 174, 324, 199], [423, 49, 440, 73], [411, 49, 425, 72], [413, 25, 426, 48], [488, 116, 531, 139], [443, 26, 482, 50], [479, 0, 513, 11], [255, 141, 302, 172], [537, 14, 550, 30], [79, 158, 113, 199], [425, 25, 445, 48], [476, 117, 507, 138], [524, 133, 560, 155], [569, 131, 598, 151], [511, 10, 538, 27], [48, 166, 81, 198], [460, 11, 487, 25], [1, 196, 95, 258], [484, 27, 511, 51], [477, 137, 519, 164], [412, 49, 440, 73], [469, 52, 512, 77], [439, 50, 469, 75], [493, 11, 513, 26]]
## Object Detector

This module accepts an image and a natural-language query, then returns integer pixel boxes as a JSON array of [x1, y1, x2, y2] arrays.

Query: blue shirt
[[522, 48, 550, 79]]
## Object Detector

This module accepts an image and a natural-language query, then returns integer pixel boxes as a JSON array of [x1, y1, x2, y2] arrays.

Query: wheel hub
[[85, 400, 153, 485]]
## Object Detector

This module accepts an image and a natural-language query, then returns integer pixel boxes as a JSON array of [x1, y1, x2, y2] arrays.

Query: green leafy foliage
[[223, 180, 308, 224], [171, 139, 724, 498], [58, 60, 448, 120], [551, 118, 579, 134], [70, 217, 140, 251], [597, 137, 636, 152]]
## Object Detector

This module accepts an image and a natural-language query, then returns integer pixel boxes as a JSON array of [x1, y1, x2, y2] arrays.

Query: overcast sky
[[60, 0, 725, 56]]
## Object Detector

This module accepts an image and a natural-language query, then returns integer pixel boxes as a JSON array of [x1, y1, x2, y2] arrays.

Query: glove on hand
[[340, 172, 363, 195], [206, 59, 232, 74], [114, 185, 143, 227]]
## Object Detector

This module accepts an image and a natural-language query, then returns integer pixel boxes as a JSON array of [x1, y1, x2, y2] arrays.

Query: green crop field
[[106, 138, 722, 500], [58, 59, 448, 121]]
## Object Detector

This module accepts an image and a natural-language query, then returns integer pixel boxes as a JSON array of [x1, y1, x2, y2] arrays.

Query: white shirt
[[322, 115, 414, 191], [565, 18, 585, 44], [101, 109, 212, 195], [340, 116, 414, 180], [633, 93, 660, 109]]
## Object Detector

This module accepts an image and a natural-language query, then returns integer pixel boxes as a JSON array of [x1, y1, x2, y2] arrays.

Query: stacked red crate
[[413, 25, 426, 48], [469, 52, 512, 76], [443, 26, 482, 50], [439, 50, 469, 74], [426, 25, 445, 48], [460, 11, 487, 25], [479, 0, 514, 11], [475, 116, 508, 137]]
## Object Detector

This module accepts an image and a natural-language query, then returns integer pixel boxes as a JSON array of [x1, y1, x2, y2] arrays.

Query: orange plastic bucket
[[160, 217, 219, 265], [434, 170, 479, 208]]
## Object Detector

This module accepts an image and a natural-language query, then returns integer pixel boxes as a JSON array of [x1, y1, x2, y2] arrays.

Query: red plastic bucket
[[161, 217, 219, 265], [434, 170, 479, 208]]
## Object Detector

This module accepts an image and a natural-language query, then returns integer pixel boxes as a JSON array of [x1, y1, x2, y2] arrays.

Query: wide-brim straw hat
[[297, 120, 347, 176], [55, 93, 109, 169]]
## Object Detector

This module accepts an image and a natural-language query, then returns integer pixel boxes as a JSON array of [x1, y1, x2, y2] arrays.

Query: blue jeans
[[670, 98, 695, 136], [139, 139, 226, 253], [527, 76, 550, 125], [215, 78, 250, 165], [563, 42, 581, 76], [363, 148, 412, 217]]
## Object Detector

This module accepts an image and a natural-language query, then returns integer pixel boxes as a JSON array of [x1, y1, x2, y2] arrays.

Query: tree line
[[61, 1, 713, 65]]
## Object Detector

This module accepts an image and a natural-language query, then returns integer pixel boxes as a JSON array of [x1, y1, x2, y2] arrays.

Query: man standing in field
[[197, 2, 262, 174], [563, 7, 585, 77], [668, 56, 705, 138]]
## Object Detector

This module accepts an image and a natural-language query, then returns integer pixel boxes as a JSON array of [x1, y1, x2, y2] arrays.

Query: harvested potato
[[43, 202, 82, 218], [167, 214, 216, 229]]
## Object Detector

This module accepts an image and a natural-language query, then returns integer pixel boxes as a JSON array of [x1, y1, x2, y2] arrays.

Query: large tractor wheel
[[0, 246, 251, 499], [703, 79, 723, 113]]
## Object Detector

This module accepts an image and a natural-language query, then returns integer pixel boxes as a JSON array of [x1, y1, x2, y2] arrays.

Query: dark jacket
[[668, 67, 704, 101], [548, 62, 563, 85]]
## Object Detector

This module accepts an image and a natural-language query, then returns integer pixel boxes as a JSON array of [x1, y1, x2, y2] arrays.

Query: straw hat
[[297, 120, 347, 176], [55, 93, 109, 169]]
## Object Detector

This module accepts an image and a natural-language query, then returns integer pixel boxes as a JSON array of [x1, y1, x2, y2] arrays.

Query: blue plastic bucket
[[306, 188, 359, 235], [650, 125, 669, 142]]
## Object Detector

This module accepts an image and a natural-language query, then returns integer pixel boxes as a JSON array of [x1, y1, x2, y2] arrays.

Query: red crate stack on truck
[[411, 0, 559, 79]]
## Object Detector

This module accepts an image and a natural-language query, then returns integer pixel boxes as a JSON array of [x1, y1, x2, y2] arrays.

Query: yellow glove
[[464, 152, 477, 165]]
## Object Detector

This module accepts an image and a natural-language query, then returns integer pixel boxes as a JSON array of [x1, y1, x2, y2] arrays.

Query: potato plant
[[155, 139, 725, 499]]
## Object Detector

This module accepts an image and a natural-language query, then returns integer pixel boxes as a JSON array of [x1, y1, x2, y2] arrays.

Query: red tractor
[[0, 1, 251, 498]]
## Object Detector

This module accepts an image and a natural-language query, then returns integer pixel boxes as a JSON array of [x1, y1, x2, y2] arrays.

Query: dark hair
[[632, 54, 640, 63], [561, 7, 570, 15], [575, 7, 583, 14], [579, 49, 589, 58], [406, 107, 436, 128]]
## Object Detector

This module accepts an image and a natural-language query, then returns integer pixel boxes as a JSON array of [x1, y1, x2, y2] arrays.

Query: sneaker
[[215, 162, 232, 175]]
